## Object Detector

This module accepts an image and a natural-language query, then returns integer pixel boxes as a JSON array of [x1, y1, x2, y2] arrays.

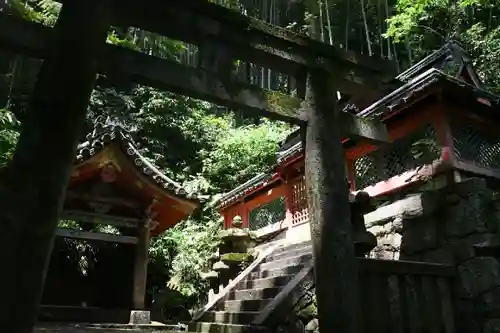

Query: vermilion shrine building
[[216, 41, 500, 244], [39, 122, 199, 322]]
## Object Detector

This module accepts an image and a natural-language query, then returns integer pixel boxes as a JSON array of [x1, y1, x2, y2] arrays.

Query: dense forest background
[[1, 0, 500, 314]]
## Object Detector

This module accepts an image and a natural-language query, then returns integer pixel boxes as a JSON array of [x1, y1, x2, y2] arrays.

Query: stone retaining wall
[[367, 177, 500, 333]]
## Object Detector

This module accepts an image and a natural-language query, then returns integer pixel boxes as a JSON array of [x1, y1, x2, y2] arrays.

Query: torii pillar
[[0, 0, 110, 331], [303, 68, 387, 333]]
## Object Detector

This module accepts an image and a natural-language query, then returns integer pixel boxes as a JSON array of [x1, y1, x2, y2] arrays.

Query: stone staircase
[[189, 241, 313, 333]]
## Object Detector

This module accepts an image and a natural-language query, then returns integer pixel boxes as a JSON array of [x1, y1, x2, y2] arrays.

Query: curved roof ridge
[[75, 122, 197, 202]]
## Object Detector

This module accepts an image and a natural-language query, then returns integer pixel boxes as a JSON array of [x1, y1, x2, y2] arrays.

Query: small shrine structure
[[216, 40, 500, 245], [40, 121, 199, 323]]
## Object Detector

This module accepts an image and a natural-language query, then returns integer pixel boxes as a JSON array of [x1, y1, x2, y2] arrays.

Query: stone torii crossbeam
[[0, 0, 396, 332]]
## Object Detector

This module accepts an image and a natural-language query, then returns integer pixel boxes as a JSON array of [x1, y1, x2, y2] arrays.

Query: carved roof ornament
[[100, 163, 118, 183]]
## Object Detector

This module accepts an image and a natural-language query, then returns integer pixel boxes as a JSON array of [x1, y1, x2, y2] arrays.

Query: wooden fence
[[358, 258, 456, 333], [259, 257, 456, 333]]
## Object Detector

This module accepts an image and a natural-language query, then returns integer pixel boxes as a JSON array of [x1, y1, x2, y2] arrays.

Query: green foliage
[[462, 24, 500, 91], [387, 0, 500, 92], [202, 120, 293, 191], [0, 108, 19, 167], [159, 215, 223, 299]]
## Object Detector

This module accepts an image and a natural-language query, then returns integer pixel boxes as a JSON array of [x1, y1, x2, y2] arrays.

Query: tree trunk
[[0, 0, 110, 331], [304, 68, 359, 333]]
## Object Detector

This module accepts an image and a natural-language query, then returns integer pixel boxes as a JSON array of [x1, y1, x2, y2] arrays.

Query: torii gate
[[0, 1, 396, 332]]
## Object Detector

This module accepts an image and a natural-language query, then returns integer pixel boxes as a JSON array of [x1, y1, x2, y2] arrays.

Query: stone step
[[252, 264, 303, 279], [200, 311, 259, 325], [230, 287, 282, 301], [269, 241, 311, 257], [222, 299, 272, 312], [188, 322, 269, 333], [36, 324, 186, 332], [259, 252, 312, 272], [264, 244, 312, 262], [235, 275, 293, 290]]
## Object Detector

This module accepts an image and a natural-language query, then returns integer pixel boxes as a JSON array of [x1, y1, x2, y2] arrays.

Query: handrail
[[191, 242, 281, 321], [252, 263, 314, 325]]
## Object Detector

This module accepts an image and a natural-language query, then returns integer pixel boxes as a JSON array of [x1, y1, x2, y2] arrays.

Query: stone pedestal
[[129, 310, 151, 325]]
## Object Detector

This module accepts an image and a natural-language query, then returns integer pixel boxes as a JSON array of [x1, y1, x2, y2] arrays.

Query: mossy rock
[[297, 302, 318, 322], [220, 252, 254, 264]]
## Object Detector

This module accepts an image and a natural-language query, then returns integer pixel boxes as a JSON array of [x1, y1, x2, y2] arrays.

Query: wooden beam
[[132, 223, 150, 309], [0, 15, 389, 143], [56, 228, 138, 244], [65, 192, 142, 209], [0, 14, 302, 123], [61, 210, 140, 228], [113, 0, 396, 86], [338, 111, 388, 144], [55, 0, 395, 97], [101, 45, 304, 123]]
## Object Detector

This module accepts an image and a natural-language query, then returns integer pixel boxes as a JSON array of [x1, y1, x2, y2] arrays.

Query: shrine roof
[[357, 67, 499, 119], [214, 107, 357, 208], [215, 172, 276, 208], [395, 40, 483, 87], [215, 42, 500, 210], [74, 122, 198, 202]]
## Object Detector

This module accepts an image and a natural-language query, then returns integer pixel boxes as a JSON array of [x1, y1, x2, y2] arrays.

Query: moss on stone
[[262, 89, 302, 118], [220, 252, 253, 264], [297, 302, 318, 321]]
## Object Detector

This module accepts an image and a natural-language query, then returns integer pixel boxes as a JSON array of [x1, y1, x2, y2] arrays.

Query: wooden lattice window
[[248, 196, 286, 231], [290, 176, 309, 225]]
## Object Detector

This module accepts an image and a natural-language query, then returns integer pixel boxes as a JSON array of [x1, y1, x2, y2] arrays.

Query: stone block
[[477, 287, 500, 314], [457, 258, 500, 299], [129, 310, 151, 325], [449, 233, 500, 264], [484, 319, 500, 333], [421, 248, 454, 265], [455, 299, 483, 333], [377, 232, 401, 255], [371, 245, 398, 260], [445, 179, 496, 238], [368, 225, 384, 237], [391, 216, 404, 233], [400, 216, 439, 254]]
